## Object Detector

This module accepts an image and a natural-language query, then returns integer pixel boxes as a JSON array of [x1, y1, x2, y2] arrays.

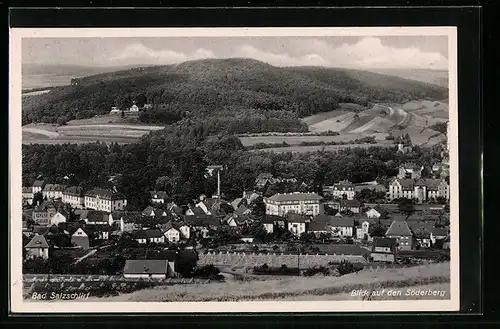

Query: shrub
[[337, 260, 363, 276], [303, 266, 330, 277], [193, 264, 220, 278]]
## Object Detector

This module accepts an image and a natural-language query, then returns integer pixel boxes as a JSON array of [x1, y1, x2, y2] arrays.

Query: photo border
[[7, 6, 482, 319]]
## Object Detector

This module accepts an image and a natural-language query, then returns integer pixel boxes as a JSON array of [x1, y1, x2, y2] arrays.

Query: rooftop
[[386, 220, 413, 237], [267, 192, 322, 203]]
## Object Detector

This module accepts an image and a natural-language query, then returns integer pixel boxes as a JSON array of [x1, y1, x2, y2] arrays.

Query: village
[[21, 155, 451, 282]]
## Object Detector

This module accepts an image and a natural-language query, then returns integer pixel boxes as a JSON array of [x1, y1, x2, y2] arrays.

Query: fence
[[198, 251, 366, 268], [23, 274, 208, 284]]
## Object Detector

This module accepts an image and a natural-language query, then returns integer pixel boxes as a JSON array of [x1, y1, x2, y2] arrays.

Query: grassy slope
[[87, 262, 450, 302]]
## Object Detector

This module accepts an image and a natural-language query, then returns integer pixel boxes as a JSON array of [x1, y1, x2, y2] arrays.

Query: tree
[[369, 223, 387, 238], [398, 198, 416, 220], [251, 196, 266, 218]]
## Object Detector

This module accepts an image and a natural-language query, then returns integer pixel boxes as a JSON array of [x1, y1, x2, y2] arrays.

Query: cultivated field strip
[[198, 252, 367, 268]]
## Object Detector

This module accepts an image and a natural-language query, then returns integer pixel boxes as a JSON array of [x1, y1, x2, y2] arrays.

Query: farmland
[[251, 142, 393, 154], [22, 116, 165, 145], [239, 133, 379, 147], [86, 262, 450, 302]]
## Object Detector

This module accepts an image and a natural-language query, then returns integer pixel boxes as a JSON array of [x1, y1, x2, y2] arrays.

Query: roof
[[85, 188, 126, 200], [341, 199, 362, 207], [42, 184, 67, 192], [86, 210, 110, 223], [33, 180, 45, 187], [22, 187, 32, 193], [386, 220, 413, 236], [231, 198, 244, 210], [63, 186, 84, 196], [313, 214, 332, 223], [415, 178, 443, 190], [328, 217, 355, 228], [184, 214, 219, 227], [201, 198, 221, 211], [150, 191, 168, 199], [256, 173, 273, 180], [188, 205, 206, 216], [115, 211, 144, 223], [401, 162, 422, 170], [372, 237, 397, 251], [267, 192, 322, 203], [431, 226, 449, 236], [123, 260, 169, 275], [265, 215, 286, 223], [391, 179, 415, 190], [308, 221, 329, 232], [144, 228, 164, 238], [25, 235, 49, 248], [233, 205, 250, 217], [286, 213, 309, 223]]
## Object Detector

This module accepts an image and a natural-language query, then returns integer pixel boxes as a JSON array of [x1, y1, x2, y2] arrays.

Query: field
[[251, 142, 393, 154], [85, 262, 450, 302], [239, 134, 376, 147], [22, 116, 165, 145]]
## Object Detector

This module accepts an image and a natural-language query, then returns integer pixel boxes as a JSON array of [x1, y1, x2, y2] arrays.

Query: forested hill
[[22, 58, 448, 129]]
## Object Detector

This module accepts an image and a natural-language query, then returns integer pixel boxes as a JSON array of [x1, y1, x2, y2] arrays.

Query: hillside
[[22, 58, 448, 132], [368, 68, 449, 88]]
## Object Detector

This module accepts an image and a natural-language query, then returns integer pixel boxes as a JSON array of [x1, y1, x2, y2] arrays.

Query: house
[[149, 191, 168, 204], [71, 228, 90, 250], [430, 226, 449, 244], [340, 199, 363, 214], [32, 202, 59, 226], [255, 173, 273, 190], [142, 206, 167, 217], [397, 162, 423, 179], [365, 206, 388, 219], [242, 190, 261, 204], [129, 103, 140, 112], [62, 186, 85, 208], [240, 236, 254, 243], [25, 235, 50, 259], [82, 210, 113, 226], [388, 178, 449, 202], [287, 213, 309, 236], [132, 230, 148, 244], [143, 104, 153, 110], [90, 224, 111, 240], [114, 211, 144, 232], [261, 216, 275, 234], [354, 181, 387, 194], [225, 214, 254, 228], [328, 217, 355, 237], [371, 237, 397, 263], [196, 196, 223, 215], [109, 106, 121, 114], [307, 221, 330, 237], [162, 222, 181, 243], [356, 219, 374, 241], [50, 211, 68, 226], [185, 205, 206, 216], [123, 259, 176, 279], [231, 198, 245, 210], [407, 221, 435, 248], [265, 192, 322, 217], [42, 184, 67, 200], [183, 214, 219, 238], [84, 188, 127, 212], [32, 180, 46, 194], [145, 229, 166, 244], [385, 220, 414, 251], [233, 205, 252, 218], [22, 187, 34, 205], [322, 180, 355, 200]]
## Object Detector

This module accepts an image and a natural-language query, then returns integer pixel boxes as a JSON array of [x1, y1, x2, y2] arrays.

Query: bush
[[337, 260, 363, 276], [193, 264, 220, 278], [303, 266, 330, 277]]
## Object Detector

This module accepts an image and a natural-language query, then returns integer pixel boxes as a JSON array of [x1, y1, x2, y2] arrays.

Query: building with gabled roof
[[385, 220, 414, 250], [62, 186, 85, 209], [123, 259, 176, 279], [397, 162, 423, 179], [389, 178, 449, 202], [84, 188, 127, 212], [22, 187, 34, 206], [371, 237, 397, 263], [71, 227, 90, 250], [150, 191, 168, 204], [25, 234, 50, 259], [42, 184, 67, 200], [32, 180, 46, 194], [265, 192, 322, 217], [322, 180, 355, 200], [328, 217, 355, 237]]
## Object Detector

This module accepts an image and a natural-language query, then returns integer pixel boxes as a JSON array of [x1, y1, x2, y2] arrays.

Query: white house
[[32, 180, 46, 194], [25, 235, 50, 259], [329, 217, 354, 237], [371, 237, 397, 263], [177, 224, 191, 240], [62, 186, 85, 209], [50, 212, 67, 226], [287, 213, 309, 236], [164, 227, 181, 243], [71, 228, 90, 250], [84, 189, 127, 213], [110, 106, 121, 114], [22, 187, 34, 205], [265, 192, 322, 217], [42, 184, 67, 200], [322, 180, 355, 200], [149, 191, 167, 204], [129, 104, 140, 112]]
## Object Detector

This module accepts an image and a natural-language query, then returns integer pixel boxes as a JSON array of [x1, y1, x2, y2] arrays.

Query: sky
[[22, 36, 449, 70]]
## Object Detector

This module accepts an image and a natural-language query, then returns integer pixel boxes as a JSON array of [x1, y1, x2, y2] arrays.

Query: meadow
[[251, 142, 393, 154], [85, 262, 450, 302]]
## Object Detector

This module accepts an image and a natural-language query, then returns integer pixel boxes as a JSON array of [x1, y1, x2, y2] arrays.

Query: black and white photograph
[[10, 27, 459, 312]]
